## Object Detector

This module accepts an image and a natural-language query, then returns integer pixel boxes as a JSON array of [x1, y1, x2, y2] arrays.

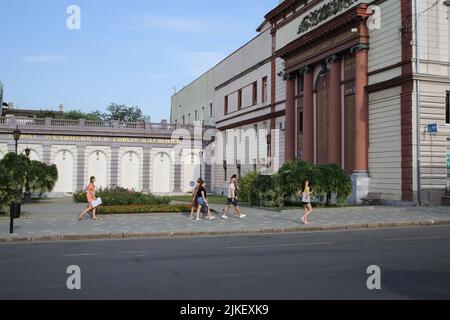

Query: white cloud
[[22, 55, 67, 63]]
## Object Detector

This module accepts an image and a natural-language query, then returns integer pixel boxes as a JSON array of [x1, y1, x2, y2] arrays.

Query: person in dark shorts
[[222, 175, 246, 219]]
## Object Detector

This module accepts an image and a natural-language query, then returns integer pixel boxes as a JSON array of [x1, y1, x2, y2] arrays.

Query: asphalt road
[[0, 226, 449, 300]]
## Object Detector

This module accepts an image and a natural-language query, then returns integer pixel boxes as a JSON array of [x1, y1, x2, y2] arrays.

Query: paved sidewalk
[[1, 197, 450, 242]]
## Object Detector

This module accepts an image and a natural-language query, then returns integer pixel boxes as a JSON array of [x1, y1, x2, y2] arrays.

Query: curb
[[1, 220, 450, 243]]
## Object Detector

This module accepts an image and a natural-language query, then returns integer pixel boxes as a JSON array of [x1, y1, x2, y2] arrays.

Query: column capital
[[326, 54, 342, 64], [299, 65, 314, 75], [283, 73, 297, 81], [350, 43, 370, 54]]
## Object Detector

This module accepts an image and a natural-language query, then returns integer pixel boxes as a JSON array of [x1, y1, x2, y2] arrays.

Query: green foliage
[[169, 195, 227, 204], [97, 204, 191, 215], [0, 153, 59, 209], [73, 187, 171, 206], [104, 103, 151, 122], [0, 153, 29, 208], [237, 160, 352, 208], [27, 161, 58, 195], [63, 110, 103, 121], [275, 160, 314, 205]]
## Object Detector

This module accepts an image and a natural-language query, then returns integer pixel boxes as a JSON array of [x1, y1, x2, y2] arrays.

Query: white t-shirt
[[228, 183, 236, 198]]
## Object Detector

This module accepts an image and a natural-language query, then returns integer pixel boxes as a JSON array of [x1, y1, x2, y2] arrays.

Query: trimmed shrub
[[73, 187, 171, 206], [96, 204, 191, 215], [238, 160, 352, 208]]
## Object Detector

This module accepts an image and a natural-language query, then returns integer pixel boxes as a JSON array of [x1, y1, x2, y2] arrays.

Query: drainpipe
[[415, 0, 422, 205]]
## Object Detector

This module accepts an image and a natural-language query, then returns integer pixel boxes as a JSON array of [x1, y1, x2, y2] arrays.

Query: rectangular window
[[299, 111, 303, 132], [447, 139, 450, 186], [182, 115, 185, 125], [298, 74, 304, 95], [252, 82, 257, 105], [237, 163, 241, 179], [238, 90, 242, 110], [223, 161, 227, 181], [188, 113, 191, 123], [195, 110, 198, 121], [262, 77, 268, 103], [224, 96, 228, 115], [446, 92, 450, 124], [210, 103, 213, 117]]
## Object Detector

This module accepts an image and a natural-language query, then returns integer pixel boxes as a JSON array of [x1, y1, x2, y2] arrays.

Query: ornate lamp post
[[13, 127, 21, 154], [10, 127, 22, 234], [24, 147, 31, 203]]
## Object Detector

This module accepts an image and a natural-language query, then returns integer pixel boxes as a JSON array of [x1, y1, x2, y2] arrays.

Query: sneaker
[[196, 218, 201, 221], [239, 214, 247, 219], [222, 215, 228, 219], [209, 216, 216, 220]]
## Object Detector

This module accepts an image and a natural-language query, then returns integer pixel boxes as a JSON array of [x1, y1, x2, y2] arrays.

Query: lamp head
[[13, 127, 21, 142]]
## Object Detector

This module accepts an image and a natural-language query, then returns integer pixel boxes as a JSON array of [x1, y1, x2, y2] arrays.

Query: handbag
[[201, 202, 208, 214], [301, 192, 310, 203], [91, 197, 103, 208]]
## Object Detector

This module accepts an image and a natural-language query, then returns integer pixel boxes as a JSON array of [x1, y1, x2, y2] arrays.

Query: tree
[[27, 161, 58, 196], [0, 153, 59, 210], [0, 153, 30, 209], [63, 110, 103, 121], [104, 103, 151, 123]]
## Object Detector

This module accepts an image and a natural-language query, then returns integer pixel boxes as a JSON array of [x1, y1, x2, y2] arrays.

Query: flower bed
[[96, 204, 192, 215]]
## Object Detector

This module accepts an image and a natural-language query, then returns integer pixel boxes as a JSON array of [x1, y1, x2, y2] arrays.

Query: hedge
[[73, 187, 171, 206], [96, 204, 192, 215]]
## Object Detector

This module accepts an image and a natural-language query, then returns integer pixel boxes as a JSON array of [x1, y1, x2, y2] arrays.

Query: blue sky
[[0, 0, 277, 122]]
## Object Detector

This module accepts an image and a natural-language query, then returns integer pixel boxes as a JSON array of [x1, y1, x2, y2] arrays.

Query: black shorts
[[227, 198, 238, 207], [302, 202, 311, 206]]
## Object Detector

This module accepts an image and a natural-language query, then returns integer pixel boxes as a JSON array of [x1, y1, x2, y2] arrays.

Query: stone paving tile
[[1, 198, 450, 239]]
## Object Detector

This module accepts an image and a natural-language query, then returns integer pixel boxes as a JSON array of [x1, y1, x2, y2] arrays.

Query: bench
[[361, 192, 383, 206]]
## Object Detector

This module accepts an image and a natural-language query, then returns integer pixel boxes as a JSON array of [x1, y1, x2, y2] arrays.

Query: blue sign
[[427, 123, 438, 133]]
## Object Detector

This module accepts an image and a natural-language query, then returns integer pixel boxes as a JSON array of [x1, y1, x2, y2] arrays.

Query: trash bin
[[10, 203, 21, 219]]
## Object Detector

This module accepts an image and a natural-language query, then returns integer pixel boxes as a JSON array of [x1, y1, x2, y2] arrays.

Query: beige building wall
[[171, 68, 215, 127], [368, 87, 402, 200], [414, 0, 450, 203]]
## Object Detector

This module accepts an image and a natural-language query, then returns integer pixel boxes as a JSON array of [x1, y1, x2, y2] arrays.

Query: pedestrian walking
[[189, 178, 201, 220], [222, 175, 246, 219], [78, 176, 101, 221], [195, 179, 215, 221], [300, 179, 313, 224]]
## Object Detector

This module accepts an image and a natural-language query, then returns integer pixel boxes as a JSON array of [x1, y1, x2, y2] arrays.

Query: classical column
[[142, 147, 151, 193], [42, 144, 51, 165], [302, 66, 314, 163], [110, 146, 119, 188], [353, 44, 369, 173], [76, 146, 86, 191], [327, 54, 342, 166], [284, 73, 296, 162], [173, 151, 182, 193]]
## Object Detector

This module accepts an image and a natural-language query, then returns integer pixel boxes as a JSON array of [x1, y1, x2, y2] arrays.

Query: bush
[[97, 204, 191, 215], [238, 160, 352, 208], [73, 187, 171, 206]]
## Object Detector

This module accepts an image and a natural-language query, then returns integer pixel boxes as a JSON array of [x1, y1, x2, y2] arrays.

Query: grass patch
[[169, 195, 228, 204]]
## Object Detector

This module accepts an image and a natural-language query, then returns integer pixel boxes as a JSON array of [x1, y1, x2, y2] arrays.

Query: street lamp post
[[10, 127, 21, 234], [24, 147, 31, 203], [13, 127, 21, 154]]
